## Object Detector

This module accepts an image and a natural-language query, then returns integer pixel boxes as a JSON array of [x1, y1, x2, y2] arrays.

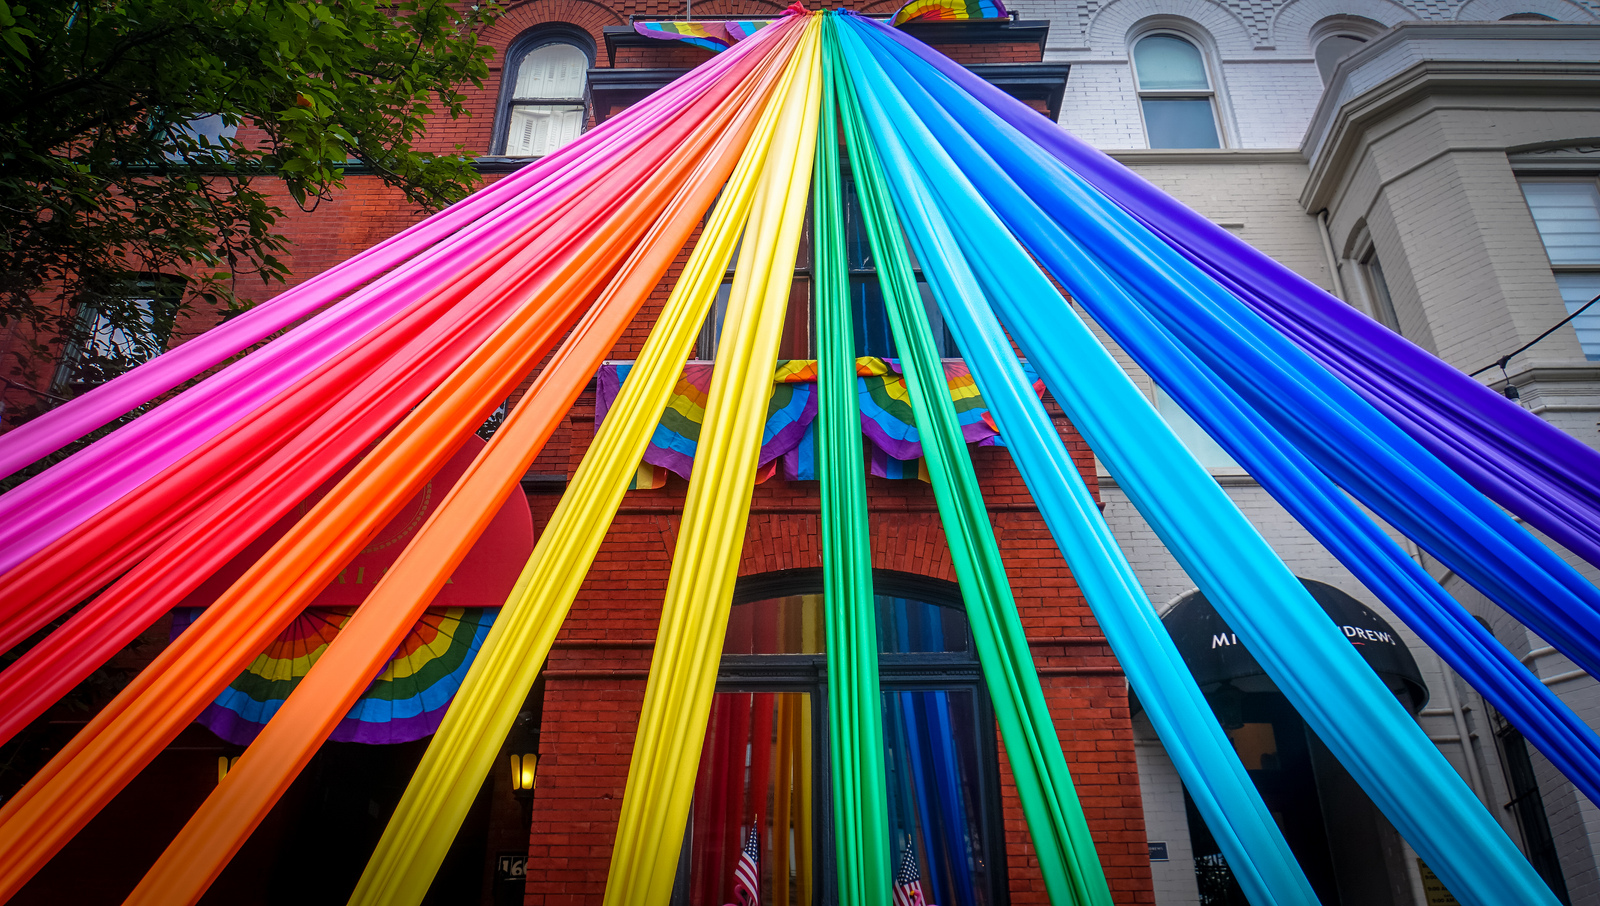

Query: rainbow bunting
[[633, 20, 734, 53], [890, 0, 1008, 27]]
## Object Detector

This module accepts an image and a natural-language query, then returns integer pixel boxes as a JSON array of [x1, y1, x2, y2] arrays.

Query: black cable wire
[[1469, 292, 1600, 378]]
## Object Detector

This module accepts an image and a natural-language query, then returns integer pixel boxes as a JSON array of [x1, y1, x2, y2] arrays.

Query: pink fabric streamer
[[0, 20, 784, 479], [0, 23, 795, 573]]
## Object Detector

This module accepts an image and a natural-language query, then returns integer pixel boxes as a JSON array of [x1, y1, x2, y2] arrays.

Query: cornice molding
[[1105, 148, 1306, 165], [1301, 58, 1600, 210]]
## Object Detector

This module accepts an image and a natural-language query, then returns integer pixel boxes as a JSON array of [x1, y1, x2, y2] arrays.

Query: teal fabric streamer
[[832, 13, 1559, 906], [847, 17, 1600, 817], [830, 20, 1113, 905], [814, 38, 894, 906], [830, 16, 1316, 906]]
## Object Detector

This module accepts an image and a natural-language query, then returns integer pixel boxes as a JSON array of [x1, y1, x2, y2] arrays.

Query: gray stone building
[[1029, 3, 1600, 903]]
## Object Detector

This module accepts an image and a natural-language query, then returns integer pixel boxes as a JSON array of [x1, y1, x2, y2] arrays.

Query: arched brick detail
[[1270, 0, 1417, 52], [480, 0, 624, 69], [690, 0, 788, 15]]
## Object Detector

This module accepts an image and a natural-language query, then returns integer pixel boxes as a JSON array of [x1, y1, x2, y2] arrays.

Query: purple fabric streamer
[[0, 21, 799, 573], [865, 17, 1600, 570]]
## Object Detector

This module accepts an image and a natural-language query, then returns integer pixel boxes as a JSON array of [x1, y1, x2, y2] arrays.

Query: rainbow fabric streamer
[[4, 10, 1600, 906], [891, 0, 1007, 27], [170, 607, 497, 745]]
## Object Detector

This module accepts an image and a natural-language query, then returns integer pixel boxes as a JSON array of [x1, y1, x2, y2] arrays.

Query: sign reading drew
[[1155, 579, 1429, 714]]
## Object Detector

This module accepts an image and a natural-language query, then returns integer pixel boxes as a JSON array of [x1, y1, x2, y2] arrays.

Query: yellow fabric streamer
[[342, 25, 814, 906], [601, 16, 822, 906]]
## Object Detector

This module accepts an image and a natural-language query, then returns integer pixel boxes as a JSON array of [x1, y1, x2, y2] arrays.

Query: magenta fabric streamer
[[866, 18, 1600, 570], [0, 22, 797, 573], [0, 20, 788, 480]]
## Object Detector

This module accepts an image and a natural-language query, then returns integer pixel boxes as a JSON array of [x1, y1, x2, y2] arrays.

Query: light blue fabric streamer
[[833, 15, 1559, 906], [845, 16, 1600, 818], [848, 20, 1600, 692], [830, 20, 1316, 906]]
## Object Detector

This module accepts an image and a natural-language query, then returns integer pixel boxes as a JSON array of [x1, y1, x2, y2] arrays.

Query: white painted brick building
[[1023, 2, 1600, 902]]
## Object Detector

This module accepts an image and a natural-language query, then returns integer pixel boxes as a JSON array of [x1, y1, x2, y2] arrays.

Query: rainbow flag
[[632, 20, 734, 53], [890, 0, 1008, 26]]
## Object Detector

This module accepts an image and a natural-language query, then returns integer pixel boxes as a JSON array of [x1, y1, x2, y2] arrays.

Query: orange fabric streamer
[[0, 40, 785, 895], [119, 32, 800, 905]]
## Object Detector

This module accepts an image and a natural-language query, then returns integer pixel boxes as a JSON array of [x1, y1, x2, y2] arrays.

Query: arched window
[[1314, 34, 1368, 83], [1131, 33, 1222, 149], [1309, 17, 1386, 85], [1502, 11, 1557, 19], [496, 31, 592, 158], [674, 569, 1008, 905]]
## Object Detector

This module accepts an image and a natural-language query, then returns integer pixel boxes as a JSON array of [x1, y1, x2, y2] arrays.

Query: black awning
[[1151, 578, 1428, 714]]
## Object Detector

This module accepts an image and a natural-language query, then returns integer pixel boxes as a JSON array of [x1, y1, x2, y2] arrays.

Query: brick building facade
[[0, 4, 1153, 904], [9, 0, 1600, 904]]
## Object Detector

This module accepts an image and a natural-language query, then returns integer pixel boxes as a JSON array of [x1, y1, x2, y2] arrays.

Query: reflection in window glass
[[724, 595, 825, 655], [884, 689, 997, 906], [1154, 385, 1238, 470], [1140, 99, 1220, 149], [724, 595, 971, 655], [1132, 34, 1223, 149], [1521, 180, 1600, 359], [1523, 181, 1600, 265], [1556, 273, 1600, 360], [1133, 34, 1210, 89], [687, 691, 816, 905]]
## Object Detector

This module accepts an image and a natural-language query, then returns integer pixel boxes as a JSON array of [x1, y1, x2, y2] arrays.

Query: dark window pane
[[883, 689, 996, 906], [724, 595, 825, 655], [687, 691, 817, 904], [852, 278, 896, 358], [877, 596, 971, 654], [1141, 98, 1221, 149]]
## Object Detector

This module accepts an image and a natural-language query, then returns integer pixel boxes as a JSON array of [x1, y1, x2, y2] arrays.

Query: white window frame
[[1127, 23, 1231, 150], [493, 28, 594, 158], [1519, 174, 1600, 360]]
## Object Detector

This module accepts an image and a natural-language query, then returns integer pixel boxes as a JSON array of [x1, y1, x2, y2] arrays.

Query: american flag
[[893, 839, 928, 906], [732, 826, 761, 906]]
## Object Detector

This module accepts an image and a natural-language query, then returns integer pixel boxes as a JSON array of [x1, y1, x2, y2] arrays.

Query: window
[[1132, 34, 1222, 150], [497, 33, 591, 158], [692, 174, 962, 362], [1490, 706, 1572, 904], [1313, 34, 1367, 84], [1154, 385, 1238, 471], [1521, 179, 1600, 359], [673, 570, 1008, 905], [1361, 249, 1402, 334], [53, 276, 182, 393], [692, 221, 813, 361]]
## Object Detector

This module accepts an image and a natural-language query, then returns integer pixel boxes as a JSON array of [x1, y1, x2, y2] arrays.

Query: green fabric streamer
[[830, 26, 1114, 906], [815, 24, 895, 906]]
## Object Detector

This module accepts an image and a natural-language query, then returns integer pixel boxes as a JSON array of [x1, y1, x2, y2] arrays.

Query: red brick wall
[[2, 4, 1154, 902]]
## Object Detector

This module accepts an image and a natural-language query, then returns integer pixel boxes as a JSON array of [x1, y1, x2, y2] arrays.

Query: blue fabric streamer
[[861, 17, 1600, 579], [834, 13, 1559, 906], [846, 15, 1600, 822], [830, 18, 1316, 906]]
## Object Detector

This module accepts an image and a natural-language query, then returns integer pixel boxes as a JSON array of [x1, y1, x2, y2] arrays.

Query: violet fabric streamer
[[857, 23, 1600, 695], [847, 19, 1600, 813], [0, 24, 796, 573], [0, 22, 787, 481], [865, 19, 1600, 571]]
